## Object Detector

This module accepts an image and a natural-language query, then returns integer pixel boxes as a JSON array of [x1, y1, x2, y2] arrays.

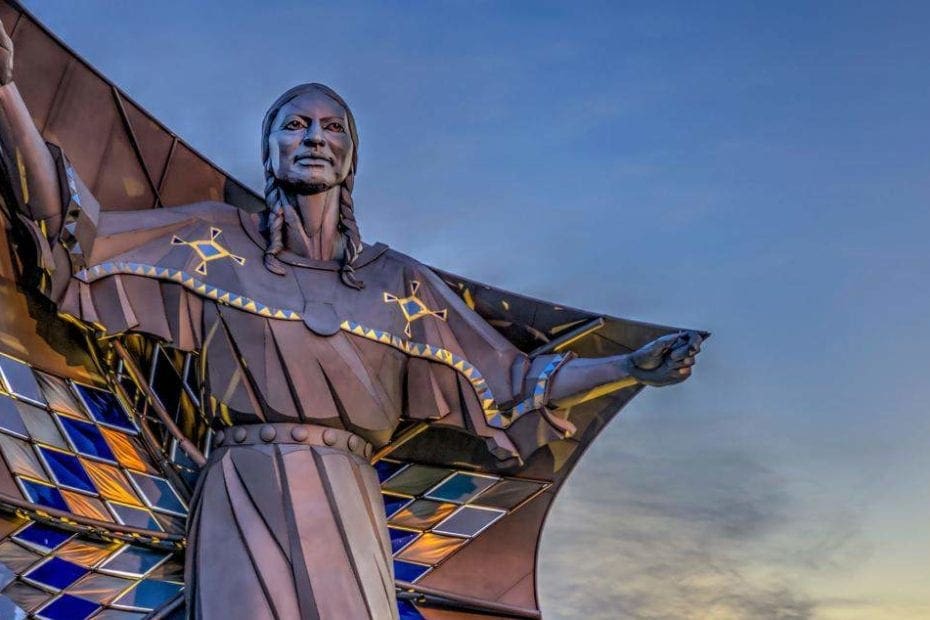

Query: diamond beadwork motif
[[383, 280, 448, 337], [171, 227, 246, 275]]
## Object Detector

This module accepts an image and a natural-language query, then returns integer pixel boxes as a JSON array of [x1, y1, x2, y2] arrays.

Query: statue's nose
[[303, 122, 326, 146]]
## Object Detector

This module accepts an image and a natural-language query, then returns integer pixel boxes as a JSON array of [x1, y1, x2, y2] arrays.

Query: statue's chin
[[276, 177, 335, 195]]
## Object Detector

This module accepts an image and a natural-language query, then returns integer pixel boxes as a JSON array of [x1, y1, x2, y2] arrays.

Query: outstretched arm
[[417, 265, 705, 436], [0, 22, 63, 227], [546, 330, 703, 409]]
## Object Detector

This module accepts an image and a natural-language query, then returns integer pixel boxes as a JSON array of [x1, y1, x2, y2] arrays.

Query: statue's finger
[[685, 331, 703, 354], [673, 357, 695, 368], [654, 333, 680, 350], [668, 343, 691, 361]]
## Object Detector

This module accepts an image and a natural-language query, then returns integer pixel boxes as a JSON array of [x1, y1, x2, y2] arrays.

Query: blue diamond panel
[[13, 522, 71, 552], [128, 472, 186, 516], [393, 560, 430, 583], [73, 384, 136, 434], [0, 395, 28, 438], [382, 494, 409, 519], [37, 447, 96, 494], [388, 528, 419, 554], [100, 546, 170, 577], [374, 460, 405, 483], [0, 355, 45, 406], [109, 504, 162, 531], [20, 479, 69, 512], [112, 579, 182, 611], [25, 557, 88, 590], [425, 472, 498, 504], [35, 594, 100, 620], [397, 599, 426, 620], [57, 416, 116, 463]]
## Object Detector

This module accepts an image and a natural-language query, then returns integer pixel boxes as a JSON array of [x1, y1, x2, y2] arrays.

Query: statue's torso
[[70, 202, 518, 451]]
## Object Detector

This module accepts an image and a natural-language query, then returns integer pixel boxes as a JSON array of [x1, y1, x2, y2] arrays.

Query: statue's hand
[[0, 21, 12, 86], [626, 330, 703, 386]]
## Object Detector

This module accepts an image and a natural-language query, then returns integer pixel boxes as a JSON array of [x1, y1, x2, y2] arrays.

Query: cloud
[[538, 442, 867, 619]]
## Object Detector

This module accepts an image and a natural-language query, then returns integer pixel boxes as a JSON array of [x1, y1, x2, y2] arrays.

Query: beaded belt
[[212, 423, 373, 459]]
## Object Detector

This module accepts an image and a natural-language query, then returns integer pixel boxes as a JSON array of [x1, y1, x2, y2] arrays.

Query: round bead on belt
[[212, 423, 372, 459]]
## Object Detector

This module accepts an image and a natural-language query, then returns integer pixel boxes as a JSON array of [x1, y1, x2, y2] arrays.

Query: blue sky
[[21, 1, 930, 617]]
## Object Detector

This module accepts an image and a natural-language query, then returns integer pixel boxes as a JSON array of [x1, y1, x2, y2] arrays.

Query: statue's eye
[[283, 120, 304, 130], [326, 122, 345, 133]]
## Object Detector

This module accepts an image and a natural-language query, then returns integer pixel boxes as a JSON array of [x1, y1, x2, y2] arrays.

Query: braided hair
[[260, 83, 364, 289]]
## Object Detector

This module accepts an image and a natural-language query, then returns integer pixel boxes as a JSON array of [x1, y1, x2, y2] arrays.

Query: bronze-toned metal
[[110, 86, 164, 209], [0, 3, 707, 618], [369, 420, 429, 464], [259, 424, 276, 442], [214, 423, 372, 458], [396, 580, 542, 619], [530, 316, 606, 356]]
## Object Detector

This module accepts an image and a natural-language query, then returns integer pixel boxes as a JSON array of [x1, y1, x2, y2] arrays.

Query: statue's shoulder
[[380, 247, 462, 287], [379, 247, 431, 273], [95, 201, 244, 237], [82, 201, 261, 283]]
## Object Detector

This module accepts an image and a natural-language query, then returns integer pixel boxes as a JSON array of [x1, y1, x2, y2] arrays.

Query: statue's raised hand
[[626, 330, 703, 386], [0, 21, 12, 86]]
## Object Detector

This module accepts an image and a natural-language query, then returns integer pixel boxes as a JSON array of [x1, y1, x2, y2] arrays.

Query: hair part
[[261, 83, 364, 289]]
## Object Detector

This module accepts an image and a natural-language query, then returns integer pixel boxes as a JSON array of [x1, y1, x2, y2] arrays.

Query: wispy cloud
[[539, 441, 867, 619]]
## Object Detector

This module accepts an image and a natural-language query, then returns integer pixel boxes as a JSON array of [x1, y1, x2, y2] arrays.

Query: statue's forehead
[[277, 91, 347, 119]]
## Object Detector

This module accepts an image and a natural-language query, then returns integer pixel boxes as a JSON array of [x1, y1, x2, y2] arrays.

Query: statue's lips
[[294, 154, 332, 166]]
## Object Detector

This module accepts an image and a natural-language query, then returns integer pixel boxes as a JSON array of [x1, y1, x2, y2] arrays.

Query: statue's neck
[[284, 187, 342, 261]]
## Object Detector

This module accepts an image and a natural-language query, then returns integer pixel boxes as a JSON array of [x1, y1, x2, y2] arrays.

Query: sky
[[19, 1, 930, 618]]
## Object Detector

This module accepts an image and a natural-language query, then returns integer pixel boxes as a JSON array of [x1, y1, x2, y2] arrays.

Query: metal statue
[[0, 6, 703, 619]]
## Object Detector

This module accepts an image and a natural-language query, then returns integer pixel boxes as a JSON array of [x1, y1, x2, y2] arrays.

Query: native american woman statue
[[0, 8, 702, 620]]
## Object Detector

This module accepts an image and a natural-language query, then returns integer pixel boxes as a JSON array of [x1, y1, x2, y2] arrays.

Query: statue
[[0, 11, 703, 620]]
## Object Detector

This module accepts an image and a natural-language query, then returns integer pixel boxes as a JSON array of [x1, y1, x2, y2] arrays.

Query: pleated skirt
[[185, 442, 398, 620]]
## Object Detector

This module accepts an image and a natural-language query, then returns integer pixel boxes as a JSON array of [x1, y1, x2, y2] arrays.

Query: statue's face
[[267, 91, 353, 193]]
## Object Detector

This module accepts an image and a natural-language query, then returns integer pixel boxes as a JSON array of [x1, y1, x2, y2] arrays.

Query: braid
[[338, 171, 364, 289], [262, 163, 289, 276]]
